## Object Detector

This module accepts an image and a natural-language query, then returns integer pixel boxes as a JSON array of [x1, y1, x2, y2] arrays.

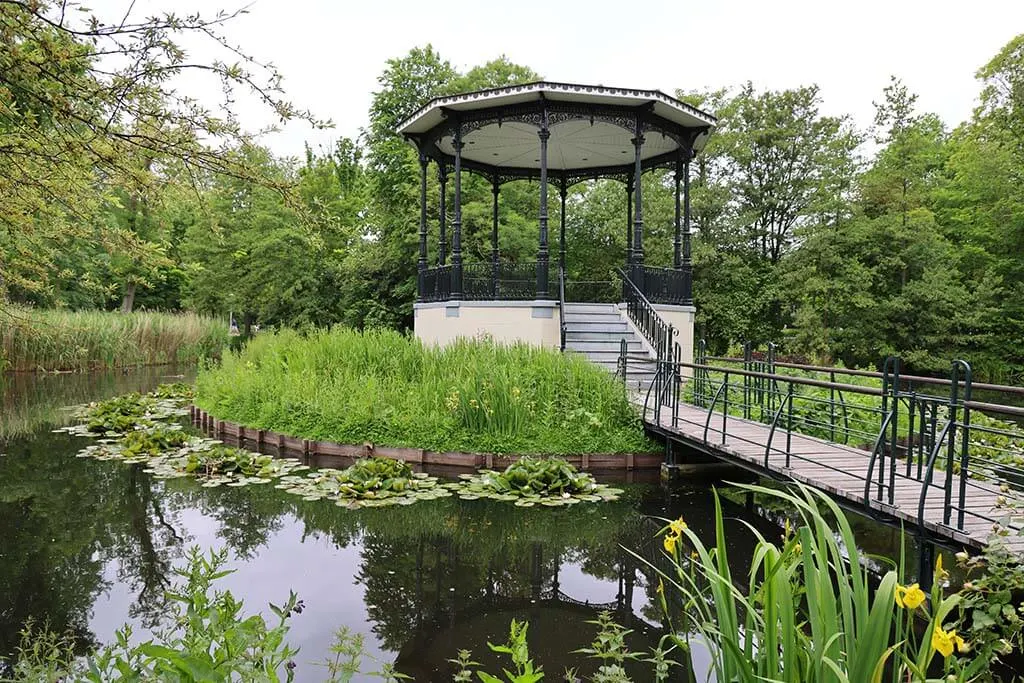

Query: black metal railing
[[439, 261, 552, 301], [617, 267, 675, 362], [643, 345, 1024, 572], [625, 264, 691, 306], [420, 265, 452, 303]]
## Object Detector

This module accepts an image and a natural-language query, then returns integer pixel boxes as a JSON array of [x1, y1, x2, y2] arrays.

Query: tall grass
[[195, 328, 655, 455], [0, 305, 227, 372]]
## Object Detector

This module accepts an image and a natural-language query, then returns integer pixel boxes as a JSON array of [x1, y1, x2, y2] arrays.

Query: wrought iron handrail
[[628, 264, 691, 305], [917, 420, 955, 528], [420, 264, 452, 303], [616, 267, 675, 363]]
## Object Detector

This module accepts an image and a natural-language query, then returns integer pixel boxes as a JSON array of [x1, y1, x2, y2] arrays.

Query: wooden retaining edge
[[189, 406, 662, 471]]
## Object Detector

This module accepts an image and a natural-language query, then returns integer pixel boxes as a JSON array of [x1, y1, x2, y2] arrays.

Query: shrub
[[195, 328, 654, 455]]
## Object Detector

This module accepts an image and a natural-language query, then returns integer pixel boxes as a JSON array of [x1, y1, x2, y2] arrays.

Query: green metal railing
[[626, 341, 1024, 554]]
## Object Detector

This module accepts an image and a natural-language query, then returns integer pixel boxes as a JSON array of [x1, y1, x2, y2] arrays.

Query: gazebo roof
[[397, 81, 716, 182]]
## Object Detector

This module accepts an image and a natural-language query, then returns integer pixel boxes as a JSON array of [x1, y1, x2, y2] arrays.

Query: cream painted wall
[[414, 301, 561, 348], [653, 304, 696, 367]]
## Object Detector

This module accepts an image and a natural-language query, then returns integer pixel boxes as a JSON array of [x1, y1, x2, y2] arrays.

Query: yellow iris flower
[[895, 583, 926, 609], [669, 517, 687, 535], [932, 626, 968, 658], [663, 533, 677, 554]]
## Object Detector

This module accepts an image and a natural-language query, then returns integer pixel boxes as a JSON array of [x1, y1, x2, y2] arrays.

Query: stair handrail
[[616, 266, 677, 364], [558, 267, 567, 352]]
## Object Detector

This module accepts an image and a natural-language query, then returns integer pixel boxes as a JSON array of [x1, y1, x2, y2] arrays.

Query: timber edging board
[[189, 406, 661, 471]]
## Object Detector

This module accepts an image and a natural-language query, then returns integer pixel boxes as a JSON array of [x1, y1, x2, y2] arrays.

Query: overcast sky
[[106, 0, 1024, 157]]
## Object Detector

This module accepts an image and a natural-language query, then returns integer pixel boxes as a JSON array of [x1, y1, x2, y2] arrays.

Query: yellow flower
[[656, 578, 664, 594], [895, 583, 926, 610], [663, 532, 677, 554], [935, 554, 949, 583], [669, 518, 688, 535], [932, 626, 963, 658], [954, 633, 969, 654]]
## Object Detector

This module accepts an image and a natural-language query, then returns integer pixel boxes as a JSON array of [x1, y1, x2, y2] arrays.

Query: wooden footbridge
[[612, 276, 1024, 569]]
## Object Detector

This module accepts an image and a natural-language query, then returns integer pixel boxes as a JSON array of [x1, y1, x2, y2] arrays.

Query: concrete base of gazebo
[[414, 300, 695, 368], [414, 300, 562, 348]]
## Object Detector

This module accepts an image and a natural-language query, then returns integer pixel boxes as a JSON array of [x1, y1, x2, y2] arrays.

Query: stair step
[[563, 303, 619, 314], [563, 322, 630, 332], [565, 340, 644, 352], [562, 312, 625, 323], [565, 330, 641, 341]]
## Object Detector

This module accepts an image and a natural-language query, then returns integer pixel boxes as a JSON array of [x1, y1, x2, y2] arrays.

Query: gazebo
[[398, 82, 716, 366]]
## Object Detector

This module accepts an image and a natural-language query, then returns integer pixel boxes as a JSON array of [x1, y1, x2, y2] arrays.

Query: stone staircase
[[561, 303, 658, 395]]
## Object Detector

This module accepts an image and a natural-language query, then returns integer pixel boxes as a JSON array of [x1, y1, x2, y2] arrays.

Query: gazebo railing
[[626, 264, 691, 306], [421, 261, 686, 304], [421, 265, 452, 303], [422, 261, 553, 302]]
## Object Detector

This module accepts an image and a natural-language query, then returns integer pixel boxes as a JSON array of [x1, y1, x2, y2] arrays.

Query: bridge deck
[[646, 402, 1024, 554]]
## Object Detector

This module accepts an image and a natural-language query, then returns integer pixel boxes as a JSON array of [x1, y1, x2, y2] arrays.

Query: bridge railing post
[[721, 371, 729, 445], [785, 382, 794, 467], [943, 363, 961, 527], [742, 341, 752, 420], [953, 360, 972, 530]]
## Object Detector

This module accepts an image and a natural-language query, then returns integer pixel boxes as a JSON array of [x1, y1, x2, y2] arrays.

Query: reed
[[0, 305, 227, 372], [195, 328, 654, 455], [648, 483, 989, 683]]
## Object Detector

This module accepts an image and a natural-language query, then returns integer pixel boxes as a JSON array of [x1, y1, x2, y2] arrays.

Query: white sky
[[99, 0, 1024, 157]]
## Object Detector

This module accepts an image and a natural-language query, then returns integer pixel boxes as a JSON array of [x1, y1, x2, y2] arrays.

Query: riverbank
[[195, 328, 656, 455], [0, 306, 227, 372]]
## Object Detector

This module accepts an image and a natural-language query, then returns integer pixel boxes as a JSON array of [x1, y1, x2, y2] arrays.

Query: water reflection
[[1, 369, 784, 681]]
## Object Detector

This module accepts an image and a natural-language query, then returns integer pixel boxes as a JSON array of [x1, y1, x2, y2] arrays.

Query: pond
[[0, 367, 934, 681]]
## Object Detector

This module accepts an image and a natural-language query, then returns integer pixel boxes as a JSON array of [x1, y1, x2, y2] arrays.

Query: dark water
[[0, 368, 941, 681]]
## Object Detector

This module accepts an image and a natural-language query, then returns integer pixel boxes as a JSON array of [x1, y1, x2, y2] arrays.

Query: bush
[[195, 328, 654, 455]]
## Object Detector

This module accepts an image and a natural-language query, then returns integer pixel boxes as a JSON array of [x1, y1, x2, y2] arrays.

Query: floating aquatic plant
[[449, 457, 623, 507], [145, 445, 309, 487], [58, 385, 192, 437], [275, 457, 451, 508], [62, 385, 624, 511]]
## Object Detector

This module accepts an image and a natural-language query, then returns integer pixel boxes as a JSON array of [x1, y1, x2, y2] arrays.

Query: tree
[[0, 0, 326, 305]]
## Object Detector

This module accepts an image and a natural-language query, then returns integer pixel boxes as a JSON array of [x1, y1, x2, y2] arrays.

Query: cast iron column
[[631, 116, 645, 268], [536, 108, 550, 298], [417, 153, 428, 301], [673, 156, 682, 270], [492, 176, 500, 299], [452, 124, 464, 299], [559, 180, 567, 273], [683, 155, 693, 304], [437, 162, 448, 266], [625, 179, 633, 266]]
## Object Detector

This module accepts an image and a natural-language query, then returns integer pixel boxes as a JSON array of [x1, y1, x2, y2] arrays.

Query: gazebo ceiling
[[398, 81, 717, 179]]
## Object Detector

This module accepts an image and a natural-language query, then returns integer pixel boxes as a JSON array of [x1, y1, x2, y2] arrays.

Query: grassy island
[[195, 328, 655, 455]]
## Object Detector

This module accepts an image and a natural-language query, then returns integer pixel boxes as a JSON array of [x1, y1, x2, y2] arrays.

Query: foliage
[[0, 306, 226, 372], [0, 0, 326, 306], [2, 547, 304, 681], [645, 484, 995, 682], [195, 328, 655, 455], [956, 535, 1024, 667], [453, 457, 622, 507], [276, 457, 450, 509]]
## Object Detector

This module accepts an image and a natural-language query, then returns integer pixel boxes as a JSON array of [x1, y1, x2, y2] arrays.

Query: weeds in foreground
[[645, 483, 998, 683]]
